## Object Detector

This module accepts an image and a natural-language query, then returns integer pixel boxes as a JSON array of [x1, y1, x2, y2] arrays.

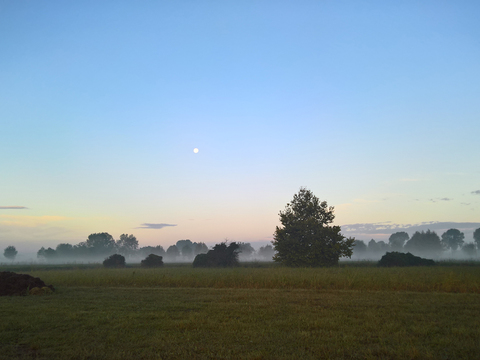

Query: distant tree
[[441, 229, 465, 251], [37, 247, 46, 259], [237, 242, 255, 260], [378, 252, 435, 267], [404, 230, 442, 256], [36, 246, 57, 260], [103, 254, 126, 268], [193, 242, 208, 256], [141, 254, 164, 268], [193, 242, 240, 267], [272, 188, 354, 267], [352, 240, 367, 257], [166, 245, 180, 261], [85, 233, 116, 256], [367, 239, 379, 253], [116, 234, 139, 256], [139, 245, 165, 258], [257, 244, 275, 260], [473, 228, 480, 250], [56, 243, 74, 258], [176, 239, 193, 252], [181, 244, 193, 260], [3, 246, 18, 261], [388, 232, 409, 251], [461, 243, 477, 257]]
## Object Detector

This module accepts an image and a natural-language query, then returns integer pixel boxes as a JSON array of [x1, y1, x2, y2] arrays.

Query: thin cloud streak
[[0, 206, 28, 209], [471, 190, 480, 195], [136, 223, 177, 229]]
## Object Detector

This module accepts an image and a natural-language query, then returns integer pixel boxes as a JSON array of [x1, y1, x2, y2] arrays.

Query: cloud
[[471, 190, 480, 195], [0, 206, 28, 209], [136, 223, 177, 229], [440, 198, 452, 201]]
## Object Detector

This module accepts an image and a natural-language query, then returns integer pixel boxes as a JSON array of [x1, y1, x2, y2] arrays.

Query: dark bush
[[141, 254, 164, 268], [103, 254, 126, 268], [193, 242, 240, 267], [378, 252, 435, 267]]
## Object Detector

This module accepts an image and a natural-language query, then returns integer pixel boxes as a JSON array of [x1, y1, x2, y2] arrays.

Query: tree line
[[353, 228, 480, 259], [2, 233, 276, 263]]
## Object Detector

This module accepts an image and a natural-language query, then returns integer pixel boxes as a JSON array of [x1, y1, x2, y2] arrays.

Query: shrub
[[141, 254, 164, 268], [193, 242, 240, 267], [378, 252, 435, 267], [103, 254, 126, 268]]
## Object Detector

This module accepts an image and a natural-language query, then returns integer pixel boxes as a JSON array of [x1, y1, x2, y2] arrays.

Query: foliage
[[388, 232, 409, 250], [116, 234, 139, 256], [377, 252, 435, 267], [138, 245, 165, 258], [3, 246, 18, 261], [257, 245, 275, 260], [441, 228, 465, 251], [166, 245, 180, 260], [237, 242, 255, 259], [353, 240, 367, 256], [86, 233, 116, 256], [272, 188, 354, 267], [461, 243, 477, 257], [404, 230, 443, 256], [140, 254, 164, 268], [56, 243, 74, 257], [103, 254, 126, 268], [193, 242, 240, 267], [473, 228, 480, 249]]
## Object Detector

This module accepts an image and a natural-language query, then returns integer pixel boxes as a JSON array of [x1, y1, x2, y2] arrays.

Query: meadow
[[1, 262, 480, 359]]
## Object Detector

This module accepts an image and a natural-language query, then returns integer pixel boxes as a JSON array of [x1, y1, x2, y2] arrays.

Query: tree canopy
[[441, 229, 465, 251], [272, 188, 354, 267], [404, 230, 442, 256], [388, 232, 409, 250], [3, 246, 18, 260]]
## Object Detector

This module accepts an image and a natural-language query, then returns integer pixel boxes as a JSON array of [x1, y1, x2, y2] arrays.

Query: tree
[[56, 243, 74, 258], [388, 232, 409, 251], [3, 246, 18, 261], [85, 233, 116, 256], [116, 234, 139, 256], [237, 242, 255, 260], [193, 242, 240, 267], [461, 243, 477, 257], [257, 244, 275, 260], [404, 230, 442, 256], [272, 188, 354, 267], [193, 242, 208, 256], [352, 240, 367, 257], [181, 244, 193, 260], [473, 228, 480, 250], [441, 229, 465, 251], [166, 245, 180, 261], [141, 254, 164, 268]]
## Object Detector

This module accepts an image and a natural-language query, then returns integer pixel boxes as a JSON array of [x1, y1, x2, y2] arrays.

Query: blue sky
[[1, 1, 480, 253]]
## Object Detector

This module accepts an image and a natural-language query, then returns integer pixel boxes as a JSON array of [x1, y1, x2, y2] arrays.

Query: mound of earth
[[0, 271, 55, 296], [378, 252, 435, 267]]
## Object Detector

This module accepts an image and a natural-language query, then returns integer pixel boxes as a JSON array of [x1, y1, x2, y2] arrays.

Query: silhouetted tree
[[176, 239, 193, 252], [36, 247, 56, 260], [181, 244, 193, 260], [272, 188, 354, 267], [193, 242, 240, 267], [3, 246, 18, 261], [404, 230, 442, 256], [86, 233, 116, 257], [441, 229, 465, 251], [388, 232, 409, 251], [237, 242, 255, 260], [56, 243, 74, 258], [139, 245, 165, 258], [257, 244, 275, 260], [473, 228, 480, 250], [116, 234, 139, 256]]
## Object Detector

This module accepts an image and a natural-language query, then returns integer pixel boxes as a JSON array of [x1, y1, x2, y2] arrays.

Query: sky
[[1, 1, 480, 254]]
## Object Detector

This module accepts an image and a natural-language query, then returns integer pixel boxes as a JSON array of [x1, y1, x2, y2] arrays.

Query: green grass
[[1, 264, 480, 359]]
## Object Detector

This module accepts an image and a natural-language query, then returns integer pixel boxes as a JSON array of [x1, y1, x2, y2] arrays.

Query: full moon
[[193, 148, 199, 153]]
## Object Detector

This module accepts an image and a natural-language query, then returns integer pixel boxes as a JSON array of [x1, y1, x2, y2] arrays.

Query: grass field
[[1, 262, 480, 359]]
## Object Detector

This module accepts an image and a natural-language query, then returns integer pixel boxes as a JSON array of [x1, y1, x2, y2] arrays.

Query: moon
[[193, 148, 199, 153]]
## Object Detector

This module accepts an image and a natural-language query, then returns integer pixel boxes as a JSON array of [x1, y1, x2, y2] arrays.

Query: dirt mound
[[0, 271, 55, 296]]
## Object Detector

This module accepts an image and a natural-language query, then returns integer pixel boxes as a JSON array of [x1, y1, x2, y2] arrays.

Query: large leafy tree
[[388, 232, 409, 251], [272, 188, 354, 267], [85, 232, 116, 256], [441, 228, 465, 251], [116, 234, 139, 256]]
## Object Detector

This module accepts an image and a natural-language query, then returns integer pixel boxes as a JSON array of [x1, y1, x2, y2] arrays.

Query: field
[[1, 262, 480, 359]]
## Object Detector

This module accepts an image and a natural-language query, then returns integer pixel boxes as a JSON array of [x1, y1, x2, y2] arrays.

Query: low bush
[[141, 254, 164, 268], [103, 254, 126, 268], [193, 242, 240, 267], [378, 252, 435, 267]]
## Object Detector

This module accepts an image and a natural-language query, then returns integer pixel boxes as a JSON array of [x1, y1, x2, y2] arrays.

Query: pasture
[[1, 262, 480, 359]]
